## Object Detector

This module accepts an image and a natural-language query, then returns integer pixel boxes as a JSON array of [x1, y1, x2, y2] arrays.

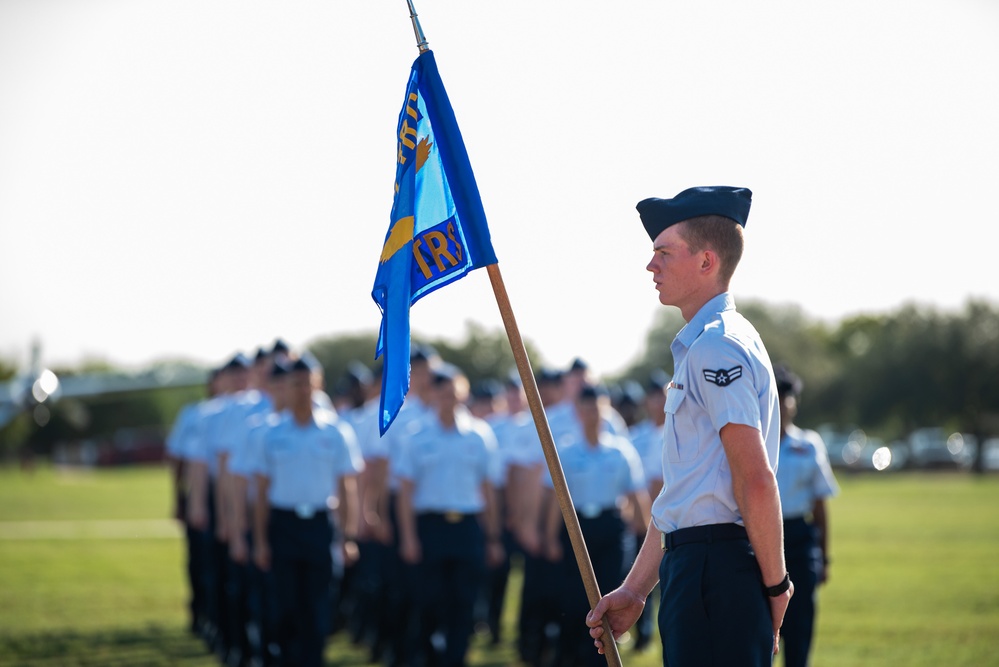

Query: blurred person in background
[[165, 368, 220, 638], [395, 363, 504, 667], [773, 364, 839, 667], [251, 355, 362, 667], [186, 352, 250, 660], [543, 384, 650, 667], [469, 378, 513, 645], [621, 370, 671, 652], [377, 344, 440, 667]]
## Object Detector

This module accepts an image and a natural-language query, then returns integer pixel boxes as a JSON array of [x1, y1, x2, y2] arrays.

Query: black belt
[[419, 511, 476, 524], [271, 505, 327, 520], [576, 507, 620, 520], [660, 522, 748, 551]]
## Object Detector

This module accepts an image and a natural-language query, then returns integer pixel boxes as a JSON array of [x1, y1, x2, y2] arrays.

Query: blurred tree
[[425, 321, 544, 385], [306, 324, 546, 392], [614, 307, 686, 382], [307, 332, 381, 395], [0, 356, 16, 381], [819, 301, 999, 468], [738, 300, 837, 428]]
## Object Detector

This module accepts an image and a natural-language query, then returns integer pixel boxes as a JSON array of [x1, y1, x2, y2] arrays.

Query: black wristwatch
[[764, 573, 791, 597]]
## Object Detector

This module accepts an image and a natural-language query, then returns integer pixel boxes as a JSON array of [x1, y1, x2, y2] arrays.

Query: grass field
[[0, 465, 997, 666]]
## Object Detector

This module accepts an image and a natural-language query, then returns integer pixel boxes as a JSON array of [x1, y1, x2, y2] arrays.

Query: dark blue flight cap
[[568, 357, 588, 373], [344, 361, 373, 386], [577, 383, 608, 401], [637, 186, 752, 241], [773, 364, 803, 397], [614, 380, 645, 407], [411, 343, 439, 364], [536, 368, 564, 385], [289, 352, 322, 374], [471, 379, 503, 400], [270, 338, 290, 356], [505, 368, 523, 389], [431, 362, 462, 385], [647, 368, 670, 392], [269, 358, 291, 378], [224, 352, 250, 371]]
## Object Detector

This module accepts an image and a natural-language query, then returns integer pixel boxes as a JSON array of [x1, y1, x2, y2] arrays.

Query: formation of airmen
[[165, 339, 671, 667]]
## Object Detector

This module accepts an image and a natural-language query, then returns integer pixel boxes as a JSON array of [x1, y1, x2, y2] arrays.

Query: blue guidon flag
[[371, 50, 497, 435]]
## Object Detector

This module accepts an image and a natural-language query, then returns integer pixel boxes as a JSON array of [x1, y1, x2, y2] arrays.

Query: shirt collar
[[434, 405, 475, 434], [675, 292, 736, 349]]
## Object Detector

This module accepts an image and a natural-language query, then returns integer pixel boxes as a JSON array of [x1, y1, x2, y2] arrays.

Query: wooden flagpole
[[403, 4, 623, 664], [487, 264, 624, 667]]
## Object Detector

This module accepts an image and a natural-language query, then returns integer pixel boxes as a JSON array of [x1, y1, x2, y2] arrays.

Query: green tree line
[[2, 299, 997, 469]]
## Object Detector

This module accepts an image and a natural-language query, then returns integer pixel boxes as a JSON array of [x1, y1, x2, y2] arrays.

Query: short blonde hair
[[676, 215, 744, 284]]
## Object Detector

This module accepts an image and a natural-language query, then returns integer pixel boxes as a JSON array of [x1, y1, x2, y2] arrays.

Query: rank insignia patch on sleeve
[[703, 366, 743, 387]]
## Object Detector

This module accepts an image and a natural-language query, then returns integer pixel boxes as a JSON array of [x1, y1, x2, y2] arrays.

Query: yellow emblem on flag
[[379, 216, 415, 264]]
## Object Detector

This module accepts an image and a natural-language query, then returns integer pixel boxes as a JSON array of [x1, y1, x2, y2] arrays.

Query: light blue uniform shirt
[[187, 395, 234, 477], [347, 399, 388, 462], [229, 410, 283, 478], [260, 411, 364, 511], [393, 407, 499, 514], [547, 401, 628, 451], [166, 402, 199, 460], [383, 396, 433, 491], [544, 432, 646, 516], [651, 293, 780, 533], [217, 390, 272, 458], [776, 424, 839, 518], [629, 418, 665, 486], [541, 403, 630, 487], [486, 412, 529, 488], [504, 411, 545, 468]]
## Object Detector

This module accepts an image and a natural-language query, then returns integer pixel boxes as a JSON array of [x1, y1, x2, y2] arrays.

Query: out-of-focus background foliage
[[4, 298, 997, 475]]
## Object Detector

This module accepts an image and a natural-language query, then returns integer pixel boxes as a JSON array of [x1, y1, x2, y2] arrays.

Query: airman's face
[[287, 370, 315, 410], [645, 388, 666, 418], [779, 393, 797, 429], [575, 398, 601, 432], [647, 224, 701, 309], [436, 377, 468, 414]]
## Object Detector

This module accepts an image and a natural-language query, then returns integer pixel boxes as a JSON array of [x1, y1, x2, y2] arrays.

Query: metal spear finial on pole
[[406, 0, 430, 53]]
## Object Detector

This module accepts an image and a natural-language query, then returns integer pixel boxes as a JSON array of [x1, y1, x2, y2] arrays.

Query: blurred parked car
[[908, 427, 973, 470], [983, 438, 999, 471], [818, 427, 900, 472]]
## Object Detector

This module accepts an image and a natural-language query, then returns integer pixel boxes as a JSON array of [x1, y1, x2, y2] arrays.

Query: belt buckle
[[295, 504, 315, 519], [660, 531, 666, 552], [444, 511, 463, 524]]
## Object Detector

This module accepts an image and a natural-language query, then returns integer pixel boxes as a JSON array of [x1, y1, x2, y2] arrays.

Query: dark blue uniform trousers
[[780, 517, 821, 667], [658, 524, 773, 667], [518, 548, 561, 667], [555, 510, 627, 667], [268, 508, 334, 667], [413, 513, 486, 667]]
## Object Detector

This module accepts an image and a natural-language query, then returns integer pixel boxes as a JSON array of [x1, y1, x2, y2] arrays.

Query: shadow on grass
[[0, 625, 524, 667], [0, 625, 220, 667], [0, 626, 218, 667]]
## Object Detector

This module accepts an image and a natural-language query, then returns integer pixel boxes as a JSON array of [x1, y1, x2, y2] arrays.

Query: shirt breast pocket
[[311, 436, 339, 462], [664, 388, 697, 463], [265, 439, 295, 474]]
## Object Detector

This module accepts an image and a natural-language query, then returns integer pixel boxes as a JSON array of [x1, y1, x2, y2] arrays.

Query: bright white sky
[[1, 1, 997, 378]]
